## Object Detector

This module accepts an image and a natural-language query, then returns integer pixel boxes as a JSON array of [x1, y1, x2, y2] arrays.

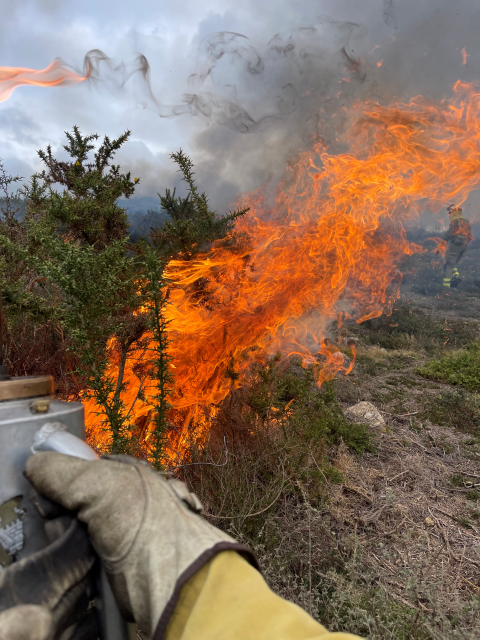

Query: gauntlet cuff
[[153, 543, 259, 640]]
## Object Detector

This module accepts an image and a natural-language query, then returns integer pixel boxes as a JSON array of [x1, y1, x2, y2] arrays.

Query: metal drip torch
[[0, 295, 131, 639]]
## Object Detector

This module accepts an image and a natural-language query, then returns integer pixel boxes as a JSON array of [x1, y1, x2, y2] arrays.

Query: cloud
[[1, 0, 479, 214]]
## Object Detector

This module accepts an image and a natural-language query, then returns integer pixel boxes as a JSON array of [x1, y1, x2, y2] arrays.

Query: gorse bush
[[0, 128, 248, 462], [0, 128, 155, 456], [151, 149, 248, 258]]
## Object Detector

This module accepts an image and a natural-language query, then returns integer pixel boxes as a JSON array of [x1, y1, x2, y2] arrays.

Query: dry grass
[[171, 358, 480, 638], [326, 418, 480, 628]]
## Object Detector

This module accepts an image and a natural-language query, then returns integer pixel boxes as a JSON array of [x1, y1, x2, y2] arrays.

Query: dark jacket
[[444, 217, 473, 245]]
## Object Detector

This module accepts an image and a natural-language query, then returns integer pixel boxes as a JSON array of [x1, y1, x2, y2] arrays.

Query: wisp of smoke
[[77, 18, 367, 135]]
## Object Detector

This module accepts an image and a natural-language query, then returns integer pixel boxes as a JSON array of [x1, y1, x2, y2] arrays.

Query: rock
[[424, 517, 435, 527], [346, 401, 385, 428]]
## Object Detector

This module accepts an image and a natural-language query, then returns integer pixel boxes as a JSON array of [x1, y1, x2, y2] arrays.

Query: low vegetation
[[348, 302, 478, 353], [424, 389, 480, 436], [417, 343, 480, 392], [177, 363, 371, 531]]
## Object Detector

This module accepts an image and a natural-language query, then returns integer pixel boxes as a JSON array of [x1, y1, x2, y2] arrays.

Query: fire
[[0, 59, 89, 103], [427, 236, 448, 258], [82, 79, 480, 454]]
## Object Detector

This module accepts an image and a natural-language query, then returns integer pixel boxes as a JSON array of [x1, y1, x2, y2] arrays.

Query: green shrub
[[247, 364, 373, 454], [177, 361, 371, 542], [423, 389, 480, 435], [450, 474, 465, 487], [416, 344, 480, 392]]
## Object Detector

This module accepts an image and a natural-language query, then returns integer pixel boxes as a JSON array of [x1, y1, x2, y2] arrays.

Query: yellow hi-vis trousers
[[166, 551, 363, 640], [443, 238, 467, 287]]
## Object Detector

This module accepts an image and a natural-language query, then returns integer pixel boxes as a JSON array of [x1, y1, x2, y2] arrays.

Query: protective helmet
[[447, 204, 462, 216]]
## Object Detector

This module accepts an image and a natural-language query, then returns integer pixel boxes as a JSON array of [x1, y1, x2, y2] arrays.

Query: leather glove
[[25, 453, 257, 639], [0, 512, 99, 640], [0, 605, 52, 640]]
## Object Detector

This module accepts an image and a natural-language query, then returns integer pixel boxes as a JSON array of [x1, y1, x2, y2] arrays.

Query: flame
[[427, 236, 448, 258], [0, 59, 89, 103], [461, 47, 468, 66], [80, 79, 480, 452], [377, 60, 383, 68]]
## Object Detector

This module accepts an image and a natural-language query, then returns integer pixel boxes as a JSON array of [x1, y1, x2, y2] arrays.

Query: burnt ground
[[320, 225, 480, 637]]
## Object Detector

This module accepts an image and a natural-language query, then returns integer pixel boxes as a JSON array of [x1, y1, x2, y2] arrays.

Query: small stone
[[424, 517, 435, 527], [346, 401, 385, 428]]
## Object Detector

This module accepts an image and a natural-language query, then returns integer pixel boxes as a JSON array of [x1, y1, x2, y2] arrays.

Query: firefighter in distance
[[443, 204, 473, 288]]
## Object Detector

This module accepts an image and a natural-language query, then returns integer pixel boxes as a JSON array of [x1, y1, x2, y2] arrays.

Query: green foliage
[[457, 516, 472, 529], [29, 126, 135, 247], [246, 363, 373, 454], [423, 388, 480, 436], [450, 474, 465, 487], [0, 129, 160, 455], [0, 130, 248, 460], [139, 245, 173, 468], [416, 344, 480, 392], [178, 360, 371, 546], [351, 303, 477, 353], [151, 149, 249, 257]]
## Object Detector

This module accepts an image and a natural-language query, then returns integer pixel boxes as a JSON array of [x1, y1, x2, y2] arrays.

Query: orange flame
[[461, 47, 468, 66], [427, 236, 448, 258], [78, 79, 480, 451], [0, 58, 89, 103]]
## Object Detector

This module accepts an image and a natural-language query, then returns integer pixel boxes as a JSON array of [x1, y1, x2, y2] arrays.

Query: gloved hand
[[25, 453, 257, 639], [0, 605, 52, 640], [0, 512, 99, 640]]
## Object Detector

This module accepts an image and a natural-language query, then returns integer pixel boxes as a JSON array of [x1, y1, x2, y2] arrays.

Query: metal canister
[[0, 375, 84, 566]]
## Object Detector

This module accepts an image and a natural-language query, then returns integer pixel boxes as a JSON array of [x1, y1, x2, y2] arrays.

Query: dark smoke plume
[[79, 17, 366, 137]]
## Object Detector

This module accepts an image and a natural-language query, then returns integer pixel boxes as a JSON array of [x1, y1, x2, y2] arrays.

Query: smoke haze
[[1, 0, 480, 224]]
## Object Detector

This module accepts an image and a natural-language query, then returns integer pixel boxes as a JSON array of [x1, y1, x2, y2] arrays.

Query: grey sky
[[1, 0, 479, 215]]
